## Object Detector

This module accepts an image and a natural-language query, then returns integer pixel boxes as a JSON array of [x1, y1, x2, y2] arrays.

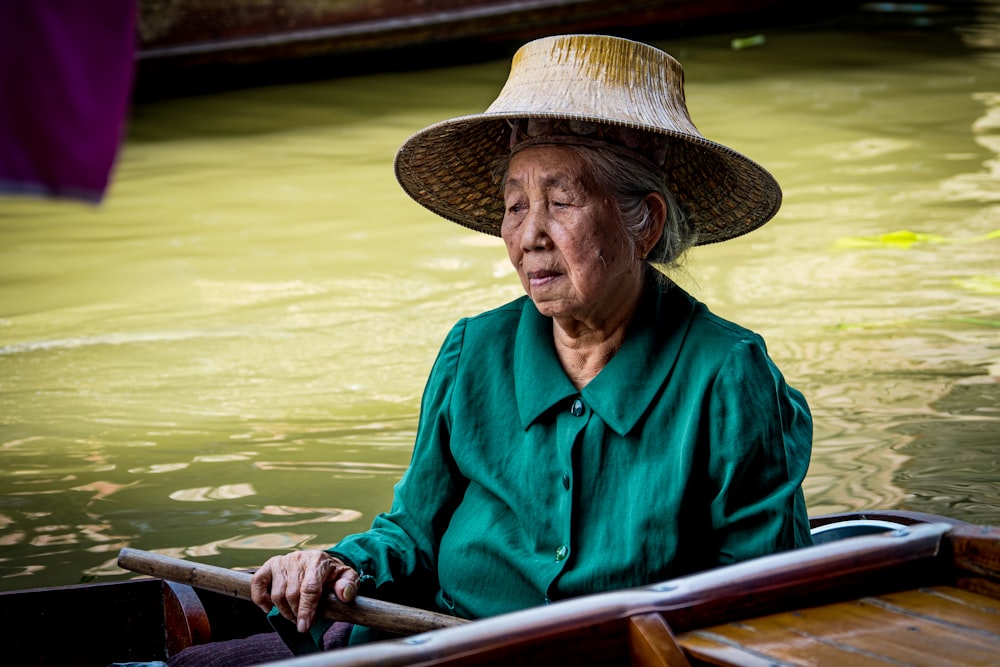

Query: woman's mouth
[[526, 270, 561, 289]]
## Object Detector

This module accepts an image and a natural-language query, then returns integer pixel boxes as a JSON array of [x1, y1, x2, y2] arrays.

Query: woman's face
[[500, 145, 643, 326]]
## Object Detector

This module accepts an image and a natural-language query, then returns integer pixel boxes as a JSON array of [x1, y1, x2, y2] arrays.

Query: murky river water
[[1, 4, 998, 591]]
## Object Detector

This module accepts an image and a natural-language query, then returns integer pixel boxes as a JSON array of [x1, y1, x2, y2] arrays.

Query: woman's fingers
[[294, 554, 360, 630], [270, 558, 296, 621], [249, 559, 275, 613], [248, 551, 359, 633], [294, 557, 331, 632], [333, 569, 359, 603]]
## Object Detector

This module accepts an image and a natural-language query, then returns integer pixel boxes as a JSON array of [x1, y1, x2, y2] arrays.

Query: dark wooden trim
[[162, 580, 212, 655], [629, 612, 692, 667]]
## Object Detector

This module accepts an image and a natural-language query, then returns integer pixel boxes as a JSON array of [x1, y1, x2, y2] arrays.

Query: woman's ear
[[640, 192, 668, 258]]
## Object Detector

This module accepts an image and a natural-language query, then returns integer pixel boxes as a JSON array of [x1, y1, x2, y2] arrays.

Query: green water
[[1, 4, 998, 590]]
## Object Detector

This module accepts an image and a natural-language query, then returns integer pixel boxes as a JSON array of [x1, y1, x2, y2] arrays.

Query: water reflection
[[169, 484, 257, 502], [253, 461, 408, 477], [253, 505, 363, 527]]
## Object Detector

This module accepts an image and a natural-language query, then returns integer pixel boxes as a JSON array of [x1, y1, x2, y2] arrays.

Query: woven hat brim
[[394, 111, 782, 246]]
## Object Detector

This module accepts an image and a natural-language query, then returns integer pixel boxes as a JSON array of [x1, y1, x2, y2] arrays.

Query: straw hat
[[394, 34, 782, 245]]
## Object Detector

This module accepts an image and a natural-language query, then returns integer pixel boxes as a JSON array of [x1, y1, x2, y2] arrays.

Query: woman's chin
[[530, 296, 577, 321]]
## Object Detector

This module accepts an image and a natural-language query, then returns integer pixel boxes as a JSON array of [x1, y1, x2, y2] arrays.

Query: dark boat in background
[[133, 0, 864, 96], [5, 510, 999, 666], [137, 0, 856, 67]]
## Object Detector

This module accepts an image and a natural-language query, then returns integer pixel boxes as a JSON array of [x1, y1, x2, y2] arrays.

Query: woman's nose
[[520, 206, 550, 250]]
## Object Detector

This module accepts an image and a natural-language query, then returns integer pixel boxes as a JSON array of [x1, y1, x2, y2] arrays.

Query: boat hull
[[5, 511, 996, 666], [136, 0, 854, 67]]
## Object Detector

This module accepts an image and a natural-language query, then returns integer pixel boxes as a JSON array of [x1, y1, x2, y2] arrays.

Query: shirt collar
[[513, 278, 697, 435], [513, 298, 578, 428]]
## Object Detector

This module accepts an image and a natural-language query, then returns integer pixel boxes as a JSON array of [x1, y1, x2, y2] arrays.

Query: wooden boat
[[3, 510, 998, 666], [136, 0, 858, 69]]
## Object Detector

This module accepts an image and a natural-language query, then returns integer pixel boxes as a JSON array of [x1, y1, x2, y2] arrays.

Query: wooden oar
[[117, 547, 468, 636]]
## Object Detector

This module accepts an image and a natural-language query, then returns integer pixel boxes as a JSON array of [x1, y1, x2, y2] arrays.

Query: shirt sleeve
[[327, 320, 467, 602], [705, 335, 813, 565]]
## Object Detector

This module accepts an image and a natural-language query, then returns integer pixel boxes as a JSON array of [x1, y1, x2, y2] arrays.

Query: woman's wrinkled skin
[[248, 144, 667, 632], [502, 145, 666, 388]]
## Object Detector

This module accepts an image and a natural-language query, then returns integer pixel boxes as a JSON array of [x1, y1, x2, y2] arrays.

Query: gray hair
[[567, 143, 696, 272], [495, 142, 697, 277]]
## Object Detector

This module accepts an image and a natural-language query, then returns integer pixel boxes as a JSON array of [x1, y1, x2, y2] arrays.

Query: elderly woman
[[169, 34, 812, 665]]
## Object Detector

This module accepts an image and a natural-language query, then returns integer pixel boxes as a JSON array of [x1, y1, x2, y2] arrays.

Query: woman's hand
[[250, 550, 360, 633]]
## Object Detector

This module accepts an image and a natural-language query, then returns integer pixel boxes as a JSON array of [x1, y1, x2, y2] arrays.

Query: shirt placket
[[542, 394, 589, 603]]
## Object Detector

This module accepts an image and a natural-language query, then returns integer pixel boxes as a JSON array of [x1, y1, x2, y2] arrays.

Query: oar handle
[[117, 547, 467, 636]]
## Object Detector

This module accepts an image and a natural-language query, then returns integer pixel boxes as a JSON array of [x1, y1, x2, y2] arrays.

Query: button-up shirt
[[330, 280, 812, 642]]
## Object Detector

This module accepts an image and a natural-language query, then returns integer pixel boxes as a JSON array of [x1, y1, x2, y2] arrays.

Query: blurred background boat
[[134, 0, 862, 94], [137, 0, 856, 64]]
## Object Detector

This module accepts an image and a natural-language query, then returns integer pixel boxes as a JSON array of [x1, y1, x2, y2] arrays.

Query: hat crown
[[485, 35, 701, 140]]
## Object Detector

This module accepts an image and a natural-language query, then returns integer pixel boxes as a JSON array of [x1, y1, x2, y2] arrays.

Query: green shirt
[[330, 281, 812, 641]]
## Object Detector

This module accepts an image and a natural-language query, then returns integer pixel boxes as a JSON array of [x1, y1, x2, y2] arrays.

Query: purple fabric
[[167, 622, 354, 667], [0, 1, 137, 202]]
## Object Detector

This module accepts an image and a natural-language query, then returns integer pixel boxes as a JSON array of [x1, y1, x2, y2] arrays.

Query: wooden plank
[[951, 524, 1000, 600], [678, 586, 1000, 667], [680, 631, 885, 667], [628, 612, 692, 667], [779, 599, 998, 666], [874, 586, 1000, 636]]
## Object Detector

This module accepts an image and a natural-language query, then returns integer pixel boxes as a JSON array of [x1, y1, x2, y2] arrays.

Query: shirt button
[[570, 398, 584, 416], [555, 545, 569, 561], [561, 474, 570, 490]]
